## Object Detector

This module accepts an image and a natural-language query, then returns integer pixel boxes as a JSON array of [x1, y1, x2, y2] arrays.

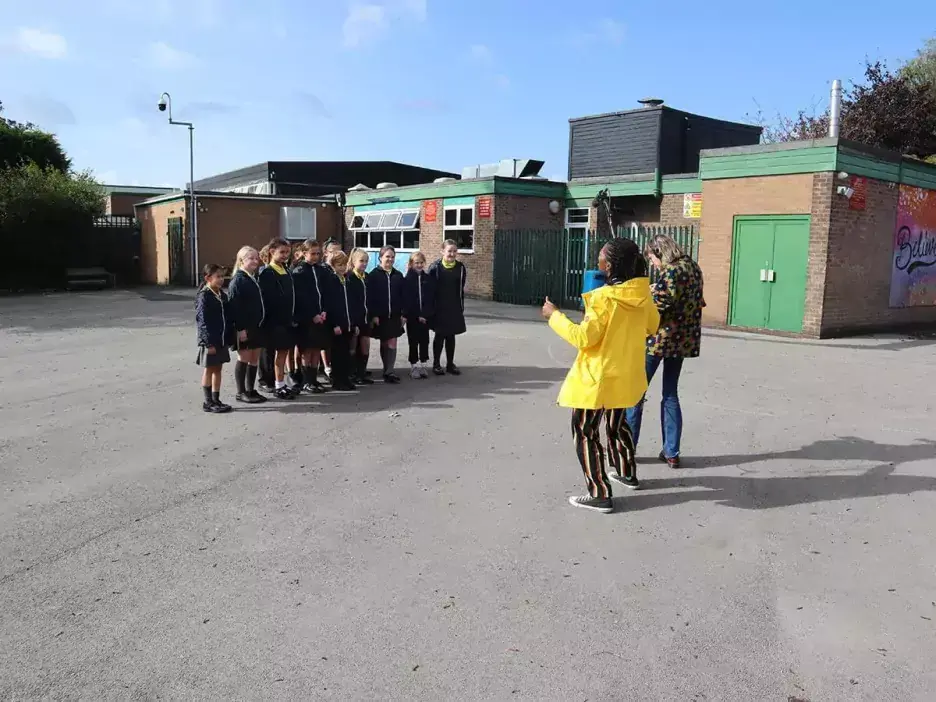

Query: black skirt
[[268, 325, 297, 352], [295, 321, 332, 351], [231, 326, 266, 351], [371, 315, 404, 341], [196, 344, 231, 367]]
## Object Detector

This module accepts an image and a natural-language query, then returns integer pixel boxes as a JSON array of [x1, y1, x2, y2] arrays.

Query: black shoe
[[353, 374, 375, 385], [383, 373, 401, 384], [446, 364, 461, 376], [203, 401, 221, 413], [303, 382, 326, 394], [274, 387, 294, 400], [287, 384, 303, 397], [568, 495, 613, 513], [212, 400, 233, 413], [258, 383, 275, 393], [432, 365, 446, 376], [609, 473, 640, 490], [658, 451, 681, 469], [333, 381, 357, 392], [248, 390, 268, 403], [236, 392, 264, 404]]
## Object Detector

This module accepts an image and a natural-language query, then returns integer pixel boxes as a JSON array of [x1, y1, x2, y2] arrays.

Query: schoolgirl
[[257, 244, 275, 391], [258, 238, 299, 399], [195, 263, 234, 413], [346, 248, 374, 385], [402, 251, 436, 379], [365, 246, 406, 384], [226, 246, 267, 404], [323, 250, 356, 391], [291, 239, 331, 394], [427, 239, 467, 376]]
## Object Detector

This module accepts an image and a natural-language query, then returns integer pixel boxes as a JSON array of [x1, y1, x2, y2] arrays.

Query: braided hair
[[601, 238, 645, 284]]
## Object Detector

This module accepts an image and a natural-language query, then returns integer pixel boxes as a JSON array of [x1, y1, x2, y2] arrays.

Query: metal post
[[829, 79, 842, 138], [188, 124, 198, 286]]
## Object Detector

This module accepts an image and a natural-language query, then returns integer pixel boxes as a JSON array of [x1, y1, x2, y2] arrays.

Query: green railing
[[493, 224, 700, 309]]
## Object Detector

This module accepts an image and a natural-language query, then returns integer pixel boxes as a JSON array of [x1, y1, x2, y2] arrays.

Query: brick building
[[102, 185, 175, 216]]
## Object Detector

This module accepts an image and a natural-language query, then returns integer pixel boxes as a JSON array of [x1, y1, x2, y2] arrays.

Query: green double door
[[729, 215, 810, 332]]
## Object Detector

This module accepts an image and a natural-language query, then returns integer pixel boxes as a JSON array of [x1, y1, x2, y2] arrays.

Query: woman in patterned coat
[[624, 234, 704, 468]]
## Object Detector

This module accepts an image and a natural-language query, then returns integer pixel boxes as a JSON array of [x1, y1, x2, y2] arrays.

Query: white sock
[[275, 380, 285, 389]]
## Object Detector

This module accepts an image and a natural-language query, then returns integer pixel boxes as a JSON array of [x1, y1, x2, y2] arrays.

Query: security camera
[[837, 171, 849, 181], [836, 185, 854, 199], [157, 96, 168, 112]]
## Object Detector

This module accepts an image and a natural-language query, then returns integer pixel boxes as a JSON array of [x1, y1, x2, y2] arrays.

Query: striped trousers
[[571, 408, 637, 498]]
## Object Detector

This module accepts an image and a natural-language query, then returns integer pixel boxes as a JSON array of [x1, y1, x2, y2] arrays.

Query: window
[[566, 207, 589, 225], [443, 205, 474, 252], [280, 207, 317, 241], [348, 208, 421, 251]]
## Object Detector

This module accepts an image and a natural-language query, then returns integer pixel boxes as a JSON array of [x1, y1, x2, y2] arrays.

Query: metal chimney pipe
[[829, 79, 842, 138]]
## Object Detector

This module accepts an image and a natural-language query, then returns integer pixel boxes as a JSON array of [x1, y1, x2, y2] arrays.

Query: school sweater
[[365, 266, 405, 323], [227, 269, 265, 331], [291, 260, 328, 322], [323, 269, 353, 333], [257, 263, 296, 328], [402, 268, 436, 320], [195, 286, 232, 348], [346, 271, 368, 330]]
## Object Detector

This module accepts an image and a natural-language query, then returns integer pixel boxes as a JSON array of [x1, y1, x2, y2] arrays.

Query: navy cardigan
[[402, 269, 436, 320], [291, 260, 328, 322], [365, 267, 405, 322], [257, 265, 296, 328], [195, 287, 232, 348], [346, 272, 368, 330], [323, 267, 353, 333], [226, 269, 265, 331]]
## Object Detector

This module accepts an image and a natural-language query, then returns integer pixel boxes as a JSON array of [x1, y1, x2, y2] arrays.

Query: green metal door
[[729, 216, 810, 332], [766, 217, 810, 332], [729, 219, 773, 328]]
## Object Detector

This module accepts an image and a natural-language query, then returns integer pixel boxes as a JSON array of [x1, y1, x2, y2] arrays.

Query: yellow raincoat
[[548, 279, 660, 410]]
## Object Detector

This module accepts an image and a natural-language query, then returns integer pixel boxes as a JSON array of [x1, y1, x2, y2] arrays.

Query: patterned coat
[[646, 256, 705, 358]]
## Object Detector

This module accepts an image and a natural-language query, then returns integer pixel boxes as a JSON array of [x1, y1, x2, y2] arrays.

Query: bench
[[65, 267, 116, 290]]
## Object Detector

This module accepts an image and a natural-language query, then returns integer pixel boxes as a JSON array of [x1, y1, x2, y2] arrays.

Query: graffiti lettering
[[894, 226, 936, 273]]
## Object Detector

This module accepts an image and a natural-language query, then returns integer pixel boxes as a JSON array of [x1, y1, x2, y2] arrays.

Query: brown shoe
[[658, 451, 680, 469]]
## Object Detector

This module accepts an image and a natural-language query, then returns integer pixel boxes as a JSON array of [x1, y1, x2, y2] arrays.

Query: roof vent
[[375, 182, 398, 190], [638, 97, 664, 107], [433, 177, 457, 183], [520, 175, 547, 181], [348, 183, 370, 191]]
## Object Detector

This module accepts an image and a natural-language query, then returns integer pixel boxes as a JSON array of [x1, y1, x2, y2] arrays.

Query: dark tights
[[432, 334, 456, 368]]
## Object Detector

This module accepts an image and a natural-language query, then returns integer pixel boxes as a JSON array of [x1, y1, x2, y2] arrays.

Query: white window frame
[[443, 205, 475, 254], [565, 207, 589, 226], [348, 208, 421, 252], [280, 206, 317, 241]]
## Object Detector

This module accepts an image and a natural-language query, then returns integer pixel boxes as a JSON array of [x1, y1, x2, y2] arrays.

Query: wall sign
[[849, 176, 867, 211], [683, 193, 702, 219], [889, 184, 936, 307], [423, 200, 438, 223], [477, 196, 492, 219]]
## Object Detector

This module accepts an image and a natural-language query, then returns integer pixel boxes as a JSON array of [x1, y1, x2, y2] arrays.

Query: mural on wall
[[890, 184, 936, 307]]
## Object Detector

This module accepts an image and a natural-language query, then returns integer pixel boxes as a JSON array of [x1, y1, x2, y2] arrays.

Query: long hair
[[259, 245, 271, 266], [644, 234, 686, 266], [348, 247, 369, 273], [602, 238, 643, 284], [378, 245, 396, 269]]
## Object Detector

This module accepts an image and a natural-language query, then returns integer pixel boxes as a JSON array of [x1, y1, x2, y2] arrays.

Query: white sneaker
[[410, 365, 422, 380]]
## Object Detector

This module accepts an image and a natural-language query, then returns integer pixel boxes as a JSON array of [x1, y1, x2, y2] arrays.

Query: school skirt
[[370, 315, 404, 341], [295, 321, 332, 351], [268, 325, 297, 351], [231, 326, 266, 351], [196, 344, 231, 367]]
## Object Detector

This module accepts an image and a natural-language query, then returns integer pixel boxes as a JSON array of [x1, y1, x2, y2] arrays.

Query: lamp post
[[157, 92, 198, 286]]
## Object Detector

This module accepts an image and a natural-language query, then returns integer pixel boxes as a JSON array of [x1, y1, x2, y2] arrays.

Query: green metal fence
[[493, 224, 700, 308]]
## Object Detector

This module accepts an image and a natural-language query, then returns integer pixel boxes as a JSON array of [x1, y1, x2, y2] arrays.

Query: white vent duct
[[375, 182, 398, 189], [460, 159, 545, 180], [829, 79, 842, 138]]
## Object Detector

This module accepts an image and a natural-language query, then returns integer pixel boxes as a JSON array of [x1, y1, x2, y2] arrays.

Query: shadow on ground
[[232, 364, 568, 415]]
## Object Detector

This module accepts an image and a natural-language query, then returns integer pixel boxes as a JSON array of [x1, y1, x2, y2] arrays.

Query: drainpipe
[[829, 79, 842, 138]]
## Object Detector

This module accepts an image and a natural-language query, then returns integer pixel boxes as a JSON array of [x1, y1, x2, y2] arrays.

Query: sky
[[0, 0, 933, 187]]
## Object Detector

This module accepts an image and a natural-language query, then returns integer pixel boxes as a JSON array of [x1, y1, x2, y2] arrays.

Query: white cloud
[[9, 28, 67, 59], [145, 41, 195, 69], [469, 44, 493, 64], [343, 4, 387, 48]]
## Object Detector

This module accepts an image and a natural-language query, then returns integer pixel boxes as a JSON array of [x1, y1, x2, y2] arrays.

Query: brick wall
[[136, 200, 182, 283], [698, 174, 815, 327], [106, 193, 170, 216], [820, 178, 936, 335], [804, 173, 834, 336], [588, 193, 700, 234]]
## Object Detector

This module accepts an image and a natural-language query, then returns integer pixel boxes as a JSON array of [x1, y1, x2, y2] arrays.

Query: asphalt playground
[[1, 288, 935, 701]]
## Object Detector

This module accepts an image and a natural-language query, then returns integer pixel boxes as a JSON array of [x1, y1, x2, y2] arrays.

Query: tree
[[903, 37, 936, 100], [0, 100, 71, 172], [756, 60, 936, 160]]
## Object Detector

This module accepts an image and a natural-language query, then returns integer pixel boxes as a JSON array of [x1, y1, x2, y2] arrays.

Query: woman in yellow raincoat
[[542, 238, 660, 514]]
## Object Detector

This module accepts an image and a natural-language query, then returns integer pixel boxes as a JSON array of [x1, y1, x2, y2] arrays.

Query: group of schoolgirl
[[194, 237, 468, 413]]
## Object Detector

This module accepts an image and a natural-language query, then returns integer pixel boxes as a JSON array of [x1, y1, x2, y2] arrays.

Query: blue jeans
[[625, 355, 684, 458]]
